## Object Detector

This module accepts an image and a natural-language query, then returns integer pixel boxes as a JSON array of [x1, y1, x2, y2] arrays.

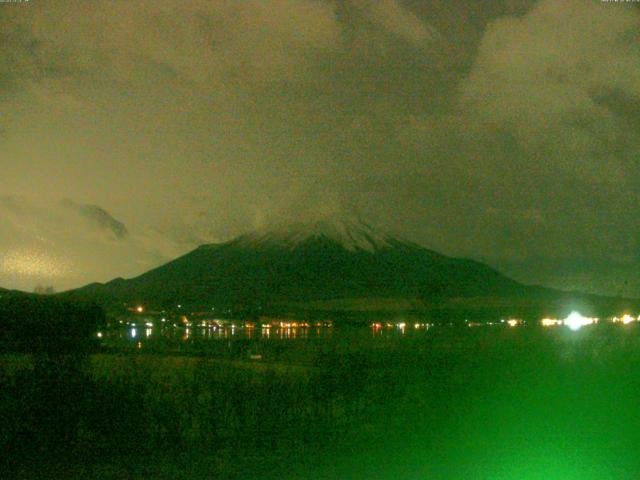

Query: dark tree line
[[0, 295, 105, 354], [0, 295, 107, 470]]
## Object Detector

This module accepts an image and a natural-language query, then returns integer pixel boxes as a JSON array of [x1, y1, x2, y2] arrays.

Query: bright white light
[[131, 327, 137, 338], [564, 311, 597, 331], [507, 319, 520, 327], [621, 314, 635, 325], [96, 332, 103, 338]]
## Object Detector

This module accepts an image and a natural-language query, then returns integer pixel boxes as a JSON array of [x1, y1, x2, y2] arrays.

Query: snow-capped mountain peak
[[235, 217, 394, 252]]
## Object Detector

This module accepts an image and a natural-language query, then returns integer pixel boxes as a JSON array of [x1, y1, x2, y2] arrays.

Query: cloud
[[2, 0, 342, 90], [0, 197, 191, 291], [392, 0, 640, 294], [351, 0, 439, 48], [460, 0, 640, 163], [0, 0, 444, 233], [61, 199, 129, 239]]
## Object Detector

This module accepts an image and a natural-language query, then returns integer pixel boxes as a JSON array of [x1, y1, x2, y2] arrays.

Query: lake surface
[[99, 321, 437, 358]]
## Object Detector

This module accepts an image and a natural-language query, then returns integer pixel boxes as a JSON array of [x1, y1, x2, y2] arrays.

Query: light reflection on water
[[109, 321, 433, 352], [115, 321, 440, 338]]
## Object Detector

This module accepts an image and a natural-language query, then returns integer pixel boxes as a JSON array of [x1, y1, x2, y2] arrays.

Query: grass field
[[2, 324, 640, 479]]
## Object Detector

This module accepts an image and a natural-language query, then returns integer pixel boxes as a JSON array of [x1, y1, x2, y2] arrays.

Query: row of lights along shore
[[120, 305, 640, 335], [495, 312, 638, 331], [371, 312, 640, 332], [371, 313, 640, 332]]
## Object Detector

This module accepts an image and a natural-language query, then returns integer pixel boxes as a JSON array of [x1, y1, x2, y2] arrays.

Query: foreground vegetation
[[2, 323, 640, 478]]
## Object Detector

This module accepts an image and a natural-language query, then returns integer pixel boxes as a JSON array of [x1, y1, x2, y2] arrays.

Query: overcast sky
[[1, 0, 640, 295]]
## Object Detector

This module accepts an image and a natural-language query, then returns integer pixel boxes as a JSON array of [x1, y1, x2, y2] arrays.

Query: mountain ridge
[[62, 218, 640, 320], [65, 219, 521, 308]]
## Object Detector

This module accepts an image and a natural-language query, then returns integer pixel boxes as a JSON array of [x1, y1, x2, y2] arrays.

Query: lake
[[99, 320, 439, 360]]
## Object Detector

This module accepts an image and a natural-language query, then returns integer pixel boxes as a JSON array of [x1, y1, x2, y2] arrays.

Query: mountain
[[64, 218, 639, 320], [0, 287, 31, 299]]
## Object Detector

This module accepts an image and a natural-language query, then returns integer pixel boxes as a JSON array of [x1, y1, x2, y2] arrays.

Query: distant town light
[[96, 332, 103, 338], [136, 306, 143, 313], [612, 314, 635, 325], [564, 311, 597, 331], [541, 318, 562, 327]]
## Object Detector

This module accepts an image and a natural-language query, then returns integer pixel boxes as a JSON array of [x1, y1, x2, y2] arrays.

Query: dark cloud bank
[[0, 0, 639, 296]]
